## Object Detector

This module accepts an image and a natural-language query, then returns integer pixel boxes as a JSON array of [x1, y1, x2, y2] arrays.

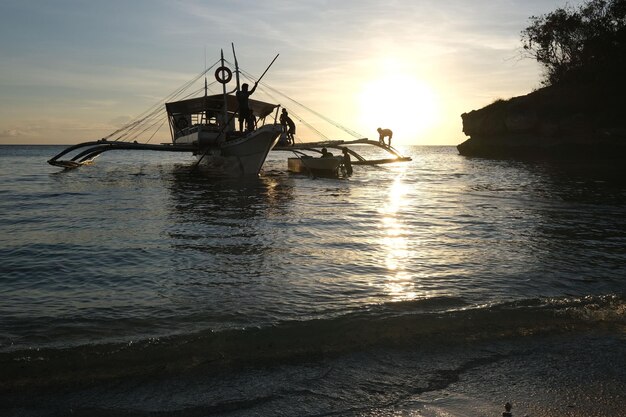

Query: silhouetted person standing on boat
[[246, 110, 256, 131], [280, 109, 296, 145], [377, 127, 392, 147], [236, 82, 258, 132], [341, 148, 353, 176]]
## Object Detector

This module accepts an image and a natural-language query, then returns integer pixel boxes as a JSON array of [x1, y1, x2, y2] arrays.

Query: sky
[[0, 0, 585, 146]]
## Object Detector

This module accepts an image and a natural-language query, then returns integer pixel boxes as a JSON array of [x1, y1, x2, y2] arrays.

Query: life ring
[[214, 66, 232, 84]]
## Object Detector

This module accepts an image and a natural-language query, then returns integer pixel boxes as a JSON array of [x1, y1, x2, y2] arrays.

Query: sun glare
[[358, 74, 440, 144], [379, 176, 416, 301]]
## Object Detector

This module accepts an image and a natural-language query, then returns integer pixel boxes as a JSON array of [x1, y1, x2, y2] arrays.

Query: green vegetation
[[521, 0, 626, 86]]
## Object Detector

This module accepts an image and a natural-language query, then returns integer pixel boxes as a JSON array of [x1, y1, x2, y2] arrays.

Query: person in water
[[280, 109, 296, 145], [341, 148, 353, 176], [377, 127, 393, 147], [236, 82, 258, 132]]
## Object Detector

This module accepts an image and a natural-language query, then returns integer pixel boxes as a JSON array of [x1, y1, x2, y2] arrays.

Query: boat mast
[[220, 49, 228, 130], [204, 46, 208, 124], [204, 46, 208, 98]]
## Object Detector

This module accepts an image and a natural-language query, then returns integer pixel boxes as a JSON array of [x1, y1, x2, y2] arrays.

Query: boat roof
[[165, 94, 278, 118]]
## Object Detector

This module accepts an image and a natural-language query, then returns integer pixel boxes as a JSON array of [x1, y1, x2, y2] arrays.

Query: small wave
[[1, 294, 623, 392], [380, 296, 471, 312]]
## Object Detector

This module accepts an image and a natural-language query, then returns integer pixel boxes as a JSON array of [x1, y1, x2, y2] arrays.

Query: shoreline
[[3, 329, 624, 416]]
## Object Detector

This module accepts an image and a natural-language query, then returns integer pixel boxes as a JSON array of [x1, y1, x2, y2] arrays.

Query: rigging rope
[[105, 60, 221, 142], [256, 86, 329, 141], [127, 115, 167, 143], [144, 119, 168, 144], [101, 57, 365, 146], [235, 66, 364, 139]]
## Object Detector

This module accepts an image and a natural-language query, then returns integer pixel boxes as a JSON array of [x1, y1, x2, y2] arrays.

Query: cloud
[[108, 116, 134, 127], [0, 117, 132, 144], [0, 0, 582, 145], [0, 128, 27, 138]]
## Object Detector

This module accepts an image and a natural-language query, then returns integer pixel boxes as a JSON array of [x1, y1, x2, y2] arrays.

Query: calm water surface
[[1, 145, 625, 415], [2, 145, 626, 345]]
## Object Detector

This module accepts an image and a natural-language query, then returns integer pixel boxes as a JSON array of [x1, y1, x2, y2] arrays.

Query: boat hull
[[193, 124, 282, 176], [288, 156, 343, 177]]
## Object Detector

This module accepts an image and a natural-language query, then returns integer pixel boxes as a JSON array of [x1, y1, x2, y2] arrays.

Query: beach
[[4, 323, 624, 416]]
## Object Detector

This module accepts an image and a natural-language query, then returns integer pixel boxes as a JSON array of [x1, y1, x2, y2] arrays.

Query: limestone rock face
[[457, 84, 626, 158], [505, 109, 537, 132]]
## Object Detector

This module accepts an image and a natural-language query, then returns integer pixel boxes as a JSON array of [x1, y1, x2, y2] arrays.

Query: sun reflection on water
[[379, 176, 416, 301]]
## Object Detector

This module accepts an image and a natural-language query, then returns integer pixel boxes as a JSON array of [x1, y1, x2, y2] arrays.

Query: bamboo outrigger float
[[48, 137, 411, 170], [47, 140, 195, 169], [47, 133, 412, 173]]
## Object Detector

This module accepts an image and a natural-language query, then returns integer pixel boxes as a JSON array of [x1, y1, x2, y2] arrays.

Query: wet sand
[[348, 330, 626, 417]]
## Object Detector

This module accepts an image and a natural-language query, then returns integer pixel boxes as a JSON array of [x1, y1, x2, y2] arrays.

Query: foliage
[[521, 0, 626, 86]]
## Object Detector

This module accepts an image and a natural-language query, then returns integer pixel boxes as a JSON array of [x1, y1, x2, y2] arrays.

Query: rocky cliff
[[457, 84, 626, 158]]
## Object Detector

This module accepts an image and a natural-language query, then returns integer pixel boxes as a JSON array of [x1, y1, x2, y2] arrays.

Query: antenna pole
[[231, 43, 241, 91], [256, 54, 279, 84]]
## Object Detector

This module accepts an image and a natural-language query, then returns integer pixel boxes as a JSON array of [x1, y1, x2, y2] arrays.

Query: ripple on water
[[1, 146, 626, 350]]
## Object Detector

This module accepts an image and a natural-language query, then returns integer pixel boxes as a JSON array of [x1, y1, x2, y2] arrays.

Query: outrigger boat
[[278, 139, 411, 166], [283, 139, 410, 177], [287, 151, 344, 177], [48, 46, 412, 177], [48, 49, 282, 176], [47, 94, 282, 175]]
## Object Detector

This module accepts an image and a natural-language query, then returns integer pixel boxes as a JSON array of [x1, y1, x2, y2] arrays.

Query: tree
[[521, 0, 626, 86]]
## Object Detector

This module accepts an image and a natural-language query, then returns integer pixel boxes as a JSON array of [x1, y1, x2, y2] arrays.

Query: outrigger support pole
[[47, 140, 195, 169]]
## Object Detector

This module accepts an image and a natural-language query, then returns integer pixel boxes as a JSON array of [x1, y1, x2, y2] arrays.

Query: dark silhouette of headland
[[458, 0, 626, 159]]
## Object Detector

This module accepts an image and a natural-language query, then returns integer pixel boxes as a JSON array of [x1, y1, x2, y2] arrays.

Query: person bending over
[[377, 127, 393, 147]]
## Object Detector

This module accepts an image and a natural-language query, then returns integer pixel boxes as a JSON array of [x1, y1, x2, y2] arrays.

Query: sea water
[[1, 145, 625, 416]]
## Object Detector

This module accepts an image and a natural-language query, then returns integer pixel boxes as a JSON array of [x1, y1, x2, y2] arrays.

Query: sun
[[358, 74, 440, 144]]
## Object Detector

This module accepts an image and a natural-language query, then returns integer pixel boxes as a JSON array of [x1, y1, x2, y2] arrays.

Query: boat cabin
[[165, 94, 279, 147]]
